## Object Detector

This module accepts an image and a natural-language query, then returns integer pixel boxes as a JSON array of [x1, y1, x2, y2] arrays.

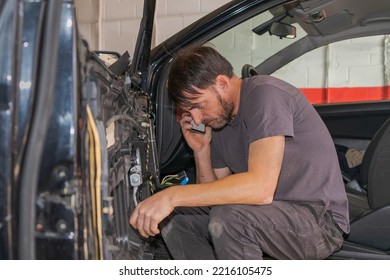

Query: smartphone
[[190, 120, 206, 134]]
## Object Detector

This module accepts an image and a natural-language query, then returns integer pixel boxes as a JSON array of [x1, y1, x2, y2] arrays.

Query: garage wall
[[74, 0, 389, 105], [278, 36, 390, 103], [75, 0, 100, 50], [74, 0, 230, 55]]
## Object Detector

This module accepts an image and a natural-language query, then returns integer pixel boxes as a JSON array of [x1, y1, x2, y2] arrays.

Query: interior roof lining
[[288, 0, 390, 36]]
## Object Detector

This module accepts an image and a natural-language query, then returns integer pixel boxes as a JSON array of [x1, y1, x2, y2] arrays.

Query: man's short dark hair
[[168, 45, 234, 109]]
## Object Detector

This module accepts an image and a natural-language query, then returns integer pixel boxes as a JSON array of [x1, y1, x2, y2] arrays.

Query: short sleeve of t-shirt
[[243, 83, 295, 143]]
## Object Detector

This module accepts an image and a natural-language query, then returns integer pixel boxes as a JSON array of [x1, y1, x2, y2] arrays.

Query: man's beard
[[207, 98, 235, 130]]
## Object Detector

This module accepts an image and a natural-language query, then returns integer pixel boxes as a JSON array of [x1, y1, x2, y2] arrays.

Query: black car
[[1, 0, 390, 260]]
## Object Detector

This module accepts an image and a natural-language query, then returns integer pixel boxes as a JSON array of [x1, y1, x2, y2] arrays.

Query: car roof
[[286, 0, 390, 36]]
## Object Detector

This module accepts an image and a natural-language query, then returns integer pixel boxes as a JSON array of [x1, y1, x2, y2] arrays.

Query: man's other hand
[[129, 188, 176, 238]]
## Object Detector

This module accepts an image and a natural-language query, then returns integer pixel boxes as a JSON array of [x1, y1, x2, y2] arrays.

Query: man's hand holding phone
[[180, 113, 211, 154]]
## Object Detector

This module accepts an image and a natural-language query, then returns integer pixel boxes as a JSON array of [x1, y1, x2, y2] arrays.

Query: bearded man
[[129, 45, 349, 260]]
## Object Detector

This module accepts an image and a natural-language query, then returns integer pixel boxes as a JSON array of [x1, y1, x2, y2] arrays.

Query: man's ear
[[215, 75, 230, 92]]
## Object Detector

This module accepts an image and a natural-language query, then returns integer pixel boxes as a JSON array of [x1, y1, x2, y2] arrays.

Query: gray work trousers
[[160, 201, 344, 259]]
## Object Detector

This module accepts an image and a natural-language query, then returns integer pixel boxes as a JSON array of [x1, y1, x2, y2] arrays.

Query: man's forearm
[[171, 136, 284, 207], [194, 147, 217, 183], [168, 170, 276, 207]]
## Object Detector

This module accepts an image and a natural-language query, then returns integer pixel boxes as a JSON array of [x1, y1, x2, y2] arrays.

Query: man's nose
[[190, 110, 203, 125]]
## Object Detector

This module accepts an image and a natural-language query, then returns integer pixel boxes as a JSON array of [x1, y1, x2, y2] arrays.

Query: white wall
[[75, 0, 100, 50], [74, 0, 230, 55], [272, 36, 388, 88]]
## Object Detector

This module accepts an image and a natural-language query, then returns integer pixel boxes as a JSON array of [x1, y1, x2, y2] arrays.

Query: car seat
[[241, 64, 259, 78], [331, 117, 390, 259]]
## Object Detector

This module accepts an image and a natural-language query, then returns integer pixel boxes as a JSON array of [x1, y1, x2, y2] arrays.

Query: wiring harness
[[160, 171, 189, 188]]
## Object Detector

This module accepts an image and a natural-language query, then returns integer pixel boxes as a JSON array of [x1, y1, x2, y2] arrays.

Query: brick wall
[[74, 0, 230, 55], [74, 0, 99, 50], [272, 35, 390, 103]]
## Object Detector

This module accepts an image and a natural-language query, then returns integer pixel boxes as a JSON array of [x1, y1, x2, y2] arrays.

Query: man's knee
[[208, 205, 244, 239], [161, 206, 211, 239]]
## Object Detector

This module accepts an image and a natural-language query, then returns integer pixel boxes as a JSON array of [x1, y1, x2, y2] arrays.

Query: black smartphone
[[190, 120, 206, 133]]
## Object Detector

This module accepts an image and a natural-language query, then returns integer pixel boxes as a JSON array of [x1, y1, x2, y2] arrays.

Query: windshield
[[208, 8, 307, 77]]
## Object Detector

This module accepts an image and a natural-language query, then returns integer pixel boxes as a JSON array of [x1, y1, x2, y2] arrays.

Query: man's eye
[[188, 104, 202, 110]]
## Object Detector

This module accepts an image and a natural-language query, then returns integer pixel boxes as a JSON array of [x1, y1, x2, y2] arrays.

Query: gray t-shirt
[[211, 75, 350, 233]]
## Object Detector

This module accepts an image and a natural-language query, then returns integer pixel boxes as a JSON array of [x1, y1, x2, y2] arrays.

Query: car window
[[208, 6, 389, 105], [208, 8, 307, 78], [272, 35, 389, 104]]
